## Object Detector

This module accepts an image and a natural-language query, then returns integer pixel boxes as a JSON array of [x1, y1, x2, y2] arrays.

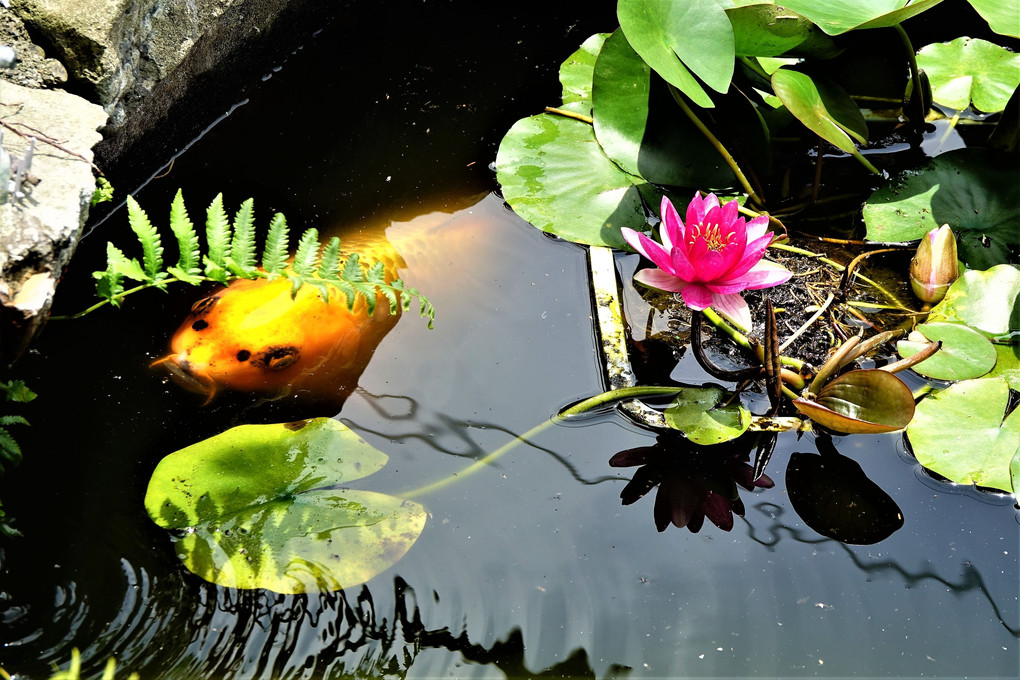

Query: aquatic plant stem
[[668, 87, 763, 206], [895, 24, 922, 110], [701, 308, 805, 371], [402, 386, 683, 499]]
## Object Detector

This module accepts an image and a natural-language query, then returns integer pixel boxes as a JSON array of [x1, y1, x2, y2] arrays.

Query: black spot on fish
[[253, 345, 300, 371], [191, 320, 209, 331], [236, 350, 251, 362]]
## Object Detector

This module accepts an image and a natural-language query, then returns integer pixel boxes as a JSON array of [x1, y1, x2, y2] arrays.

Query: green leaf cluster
[[0, 378, 36, 538], [88, 191, 434, 327]]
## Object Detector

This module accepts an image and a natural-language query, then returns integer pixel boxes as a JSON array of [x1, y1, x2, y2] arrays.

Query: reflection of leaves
[[610, 434, 773, 533], [786, 435, 904, 545], [145, 418, 426, 593]]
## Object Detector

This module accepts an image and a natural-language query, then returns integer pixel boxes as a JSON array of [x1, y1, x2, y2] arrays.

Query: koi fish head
[[155, 276, 398, 402]]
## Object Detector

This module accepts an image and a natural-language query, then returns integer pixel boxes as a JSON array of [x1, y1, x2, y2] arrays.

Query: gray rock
[[0, 81, 107, 365]]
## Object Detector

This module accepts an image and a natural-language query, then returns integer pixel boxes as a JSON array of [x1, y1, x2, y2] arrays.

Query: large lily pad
[[862, 149, 1020, 269], [896, 322, 997, 381], [967, 0, 1020, 38], [145, 418, 426, 594], [591, 29, 734, 188], [771, 69, 869, 154], [617, 0, 734, 107], [726, 3, 818, 57], [916, 37, 1020, 113], [928, 265, 1020, 342], [777, 0, 945, 36], [907, 378, 1020, 492], [793, 369, 915, 433], [664, 386, 751, 445]]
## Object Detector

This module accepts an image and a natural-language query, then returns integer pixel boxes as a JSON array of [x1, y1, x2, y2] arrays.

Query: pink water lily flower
[[622, 193, 792, 331]]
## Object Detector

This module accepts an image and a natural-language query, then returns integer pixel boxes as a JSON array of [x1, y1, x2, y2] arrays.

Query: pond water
[[1, 2, 1018, 678]]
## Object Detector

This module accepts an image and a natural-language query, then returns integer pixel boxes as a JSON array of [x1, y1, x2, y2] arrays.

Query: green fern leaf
[[341, 252, 366, 282], [0, 428, 22, 465], [317, 237, 342, 280], [0, 415, 29, 427], [228, 198, 258, 278], [262, 212, 290, 275], [93, 258, 125, 307], [204, 194, 232, 282], [126, 195, 165, 286], [169, 189, 202, 280], [292, 228, 319, 277], [107, 244, 148, 282]]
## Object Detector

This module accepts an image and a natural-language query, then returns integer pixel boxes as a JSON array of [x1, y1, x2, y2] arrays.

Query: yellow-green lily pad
[[897, 322, 997, 381]]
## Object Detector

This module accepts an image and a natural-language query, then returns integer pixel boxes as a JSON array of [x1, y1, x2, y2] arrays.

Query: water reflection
[[609, 432, 774, 533]]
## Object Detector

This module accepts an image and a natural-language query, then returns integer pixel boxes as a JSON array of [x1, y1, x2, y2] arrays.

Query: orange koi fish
[[154, 233, 405, 403]]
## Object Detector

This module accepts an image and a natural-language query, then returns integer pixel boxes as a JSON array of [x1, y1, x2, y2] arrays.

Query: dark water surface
[[1, 2, 1017, 678]]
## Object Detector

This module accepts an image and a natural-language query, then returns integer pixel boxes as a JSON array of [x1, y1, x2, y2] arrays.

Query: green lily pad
[[862, 149, 1020, 269], [726, 3, 819, 57], [145, 418, 426, 594], [617, 0, 734, 107], [793, 369, 915, 434], [591, 29, 734, 188], [928, 265, 1020, 342], [907, 377, 1020, 492], [771, 69, 869, 154], [896, 322, 997, 381], [987, 343, 1020, 391], [1012, 448, 1020, 496], [664, 386, 751, 445], [496, 112, 653, 248], [560, 33, 610, 114], [916, 37, 1020, 113], [778, 0, 946, 36], [967, 0, 1020, 38]]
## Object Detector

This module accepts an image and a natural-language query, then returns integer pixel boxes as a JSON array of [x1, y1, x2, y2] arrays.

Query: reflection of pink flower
[[622, 193, 792, 331]]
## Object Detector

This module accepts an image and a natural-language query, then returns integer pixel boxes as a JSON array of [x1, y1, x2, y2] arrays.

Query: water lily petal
[[734, 259, 793, 290], [669, 243, 697, 281], [724, 232, 775, 280], [659, 196, 683, 250], [687, 192, 718, 228], [717, 198, 740, 230], [691, 246, 726, 282], [744, 215, 770, 241], [710, 292, 753, 332], [680, 283, 713, 310], [624, 229, 676, 275], [634, 268, 688, 292]]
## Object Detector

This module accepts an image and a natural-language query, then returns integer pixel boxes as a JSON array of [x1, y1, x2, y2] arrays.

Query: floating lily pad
[[907, 378, 1020, 492], [771, 69, 869, 154], [916, 37, 1020, 112], [560, 33, 609, 114], [987, 343, 1020, 391], [896, 322, 997, 381], [592, 29, 734, 188], [778, 0, 946, 36], [664, 386, 751, 444], [928, 265, 1020, 342], [726, 3, 817, 57], [145, 418, 426, 594], [793, 369, 915, 434], [863, 149, 1020, 269], [617, 0, 734, 107]]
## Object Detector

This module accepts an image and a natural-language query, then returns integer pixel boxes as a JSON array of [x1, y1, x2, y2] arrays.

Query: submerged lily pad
[[771, 69, 868, 154], [907, 378, 1020, 492], [664, 386, 751, 445], [916, 37, 1020, 113], [145, 418, 426, 594], [862, 149, 1020, 269], [897, 322, 997, 381], [793, 369, 915, 434], [592, 29, 734, 188]]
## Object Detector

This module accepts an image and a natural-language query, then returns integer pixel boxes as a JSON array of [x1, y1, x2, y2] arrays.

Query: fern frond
[[292, 228, 320, 278], [126, 196, 165, 287], [228, 198, 258, 278], [0, 415, 29, 427], [168, 190, 202, 284], [0, 428, 22, 465], [204, 194, 232, 284], [317, 237, 342, 280], [261, 212, 290, 275], [341, 252, 365, 282]]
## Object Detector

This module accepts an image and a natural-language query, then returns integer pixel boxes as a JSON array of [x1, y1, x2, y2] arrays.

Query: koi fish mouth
[[151, 354, 217, 402]]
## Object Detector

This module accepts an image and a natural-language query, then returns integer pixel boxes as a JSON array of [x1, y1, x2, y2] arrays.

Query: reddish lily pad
[[793, 369, 915, 434]]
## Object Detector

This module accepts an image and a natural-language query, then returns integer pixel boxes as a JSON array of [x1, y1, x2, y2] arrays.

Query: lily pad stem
[[894, 23, 922, 111], [402, 386, 683, 499], [668, 86, 763, 206]]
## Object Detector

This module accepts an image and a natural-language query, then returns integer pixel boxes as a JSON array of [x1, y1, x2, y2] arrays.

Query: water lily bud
[[910, 224, 958, 304]]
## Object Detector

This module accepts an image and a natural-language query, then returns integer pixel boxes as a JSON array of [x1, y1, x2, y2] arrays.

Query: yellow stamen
[[689, 222, 734, 252]]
